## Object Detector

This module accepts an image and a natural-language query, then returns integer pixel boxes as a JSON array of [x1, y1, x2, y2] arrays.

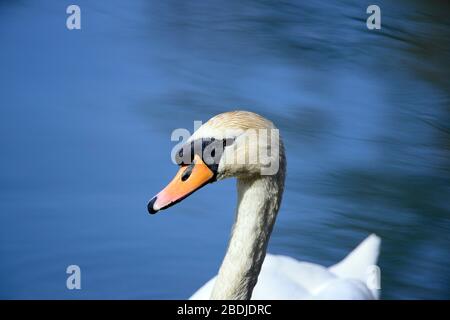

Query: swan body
[[148, 111, 381, 300], [190, 234, 381, 300]]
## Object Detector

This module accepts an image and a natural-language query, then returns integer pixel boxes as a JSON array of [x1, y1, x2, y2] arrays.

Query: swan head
[[148, 110, 285, 214]]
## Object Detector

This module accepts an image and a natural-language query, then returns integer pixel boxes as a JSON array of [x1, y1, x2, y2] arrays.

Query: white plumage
[[190, 234, 381, 300]]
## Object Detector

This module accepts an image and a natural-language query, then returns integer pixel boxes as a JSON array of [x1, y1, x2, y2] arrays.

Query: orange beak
[[147, 154, 215, 214]]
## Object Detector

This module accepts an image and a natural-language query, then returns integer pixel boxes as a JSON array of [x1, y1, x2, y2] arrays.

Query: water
[[0, 0, 449, 299]]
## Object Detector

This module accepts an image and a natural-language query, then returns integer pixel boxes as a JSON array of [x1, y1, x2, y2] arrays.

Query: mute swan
[[148, 111, 381, 300]]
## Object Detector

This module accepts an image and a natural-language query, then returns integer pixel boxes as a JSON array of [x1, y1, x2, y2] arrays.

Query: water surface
[[0, 0, 449, 299]]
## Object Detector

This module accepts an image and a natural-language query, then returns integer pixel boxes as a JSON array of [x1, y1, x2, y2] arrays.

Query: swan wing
[[328, 234, 381, 298]]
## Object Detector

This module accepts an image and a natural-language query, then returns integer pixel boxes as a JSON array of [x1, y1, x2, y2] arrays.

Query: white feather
[[190, 234, 381, 300]]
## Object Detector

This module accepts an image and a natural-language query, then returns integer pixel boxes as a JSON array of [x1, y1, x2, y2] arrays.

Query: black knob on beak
[[147, 197, 158, 214]]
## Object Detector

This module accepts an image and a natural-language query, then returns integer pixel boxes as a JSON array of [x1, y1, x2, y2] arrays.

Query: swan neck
[[210, 175, 283, 300]]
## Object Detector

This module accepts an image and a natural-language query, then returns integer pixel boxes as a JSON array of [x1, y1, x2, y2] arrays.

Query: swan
[[147, 110, 381, 300]]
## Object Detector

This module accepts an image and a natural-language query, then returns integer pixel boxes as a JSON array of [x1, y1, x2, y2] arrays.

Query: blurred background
[[0, 0, 449, 299]]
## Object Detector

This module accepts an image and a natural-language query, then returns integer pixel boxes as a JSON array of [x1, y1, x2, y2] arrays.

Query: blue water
[[0, 0, 449, 299]]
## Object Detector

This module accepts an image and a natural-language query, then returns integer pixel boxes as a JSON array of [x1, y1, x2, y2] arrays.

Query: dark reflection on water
[[0, 1, 449, 299]]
